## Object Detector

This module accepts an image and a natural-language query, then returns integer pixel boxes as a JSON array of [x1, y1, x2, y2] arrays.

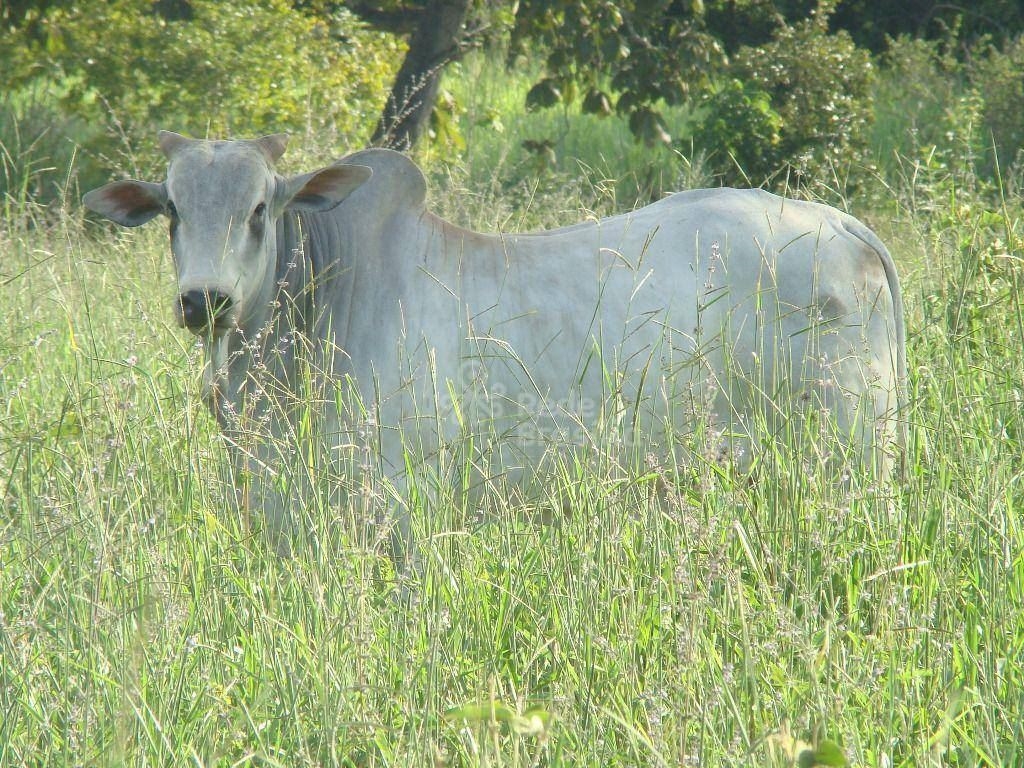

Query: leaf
[[526, 78, 561, 111], [562, 78, 577, 106], [429, 107, 466, 151], [475, 107, 504, 133], [811, 739, 850, 767], [770, 723, 849, 767], [445, 701, 517, 724], [50, 410, 83, 442], [511, 707, 550, 736], [629, 107, 672, 146], [582, 88, 613, 117], [444, 702, 551, 737], [522, 139, 557, 169]]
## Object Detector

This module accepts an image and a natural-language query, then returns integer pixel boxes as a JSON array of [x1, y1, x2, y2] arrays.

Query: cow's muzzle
[[176, 289, 235, 333]]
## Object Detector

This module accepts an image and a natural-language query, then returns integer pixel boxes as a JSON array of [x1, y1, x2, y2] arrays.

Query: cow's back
[[394, 187, 904, 479]]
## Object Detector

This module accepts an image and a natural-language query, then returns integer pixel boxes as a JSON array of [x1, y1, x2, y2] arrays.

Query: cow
[[83, 131, 906, 561]]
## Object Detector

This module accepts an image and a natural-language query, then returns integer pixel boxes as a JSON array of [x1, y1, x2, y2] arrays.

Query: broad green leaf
[[50, 410, 83, 442], [812, 740, 850, 767], [526, 79, 561, 111], [445, 701, 517, 724], [583, 88, 613, 116], [445, 702, 551, 737], [511, 707, 551, 735]]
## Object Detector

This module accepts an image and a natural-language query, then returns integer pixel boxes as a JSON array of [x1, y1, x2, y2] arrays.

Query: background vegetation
[[2, 1, 1023, 766]]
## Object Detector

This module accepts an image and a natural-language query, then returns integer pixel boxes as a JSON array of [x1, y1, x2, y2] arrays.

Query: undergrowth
[[1, 50, 1023, 768]]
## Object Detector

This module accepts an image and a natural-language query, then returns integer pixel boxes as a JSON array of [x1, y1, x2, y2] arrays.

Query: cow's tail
[[843, 218, 909, 472]]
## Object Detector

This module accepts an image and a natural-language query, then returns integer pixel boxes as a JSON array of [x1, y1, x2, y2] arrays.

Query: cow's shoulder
[[336, 148, 427, 214]]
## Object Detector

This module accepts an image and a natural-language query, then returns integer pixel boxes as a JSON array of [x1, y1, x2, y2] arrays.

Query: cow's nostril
[[178, 290, 233, 330], [178, 290, 208, 329]]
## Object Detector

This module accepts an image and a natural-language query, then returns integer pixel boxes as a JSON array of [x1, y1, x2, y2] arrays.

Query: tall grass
[[1, 53, 1023, 767]]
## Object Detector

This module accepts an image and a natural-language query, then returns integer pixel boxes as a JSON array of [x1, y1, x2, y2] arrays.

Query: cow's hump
[[336, 148, 428, 213]]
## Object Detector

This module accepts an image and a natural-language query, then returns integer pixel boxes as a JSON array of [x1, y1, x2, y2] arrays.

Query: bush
[[689, 78, 783, 186], [691, 5, 875, 187], [0, 80, 101, 211], [872, 35, 971, 172], [0, 0, 399, 195], [970, 34, 1024, 180]]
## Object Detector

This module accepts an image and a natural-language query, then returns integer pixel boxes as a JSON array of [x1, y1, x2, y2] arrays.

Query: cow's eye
[[253, 202, 266, 219]]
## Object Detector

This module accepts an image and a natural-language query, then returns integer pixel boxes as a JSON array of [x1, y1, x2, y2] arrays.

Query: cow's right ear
[[83, 180, 167, 227]]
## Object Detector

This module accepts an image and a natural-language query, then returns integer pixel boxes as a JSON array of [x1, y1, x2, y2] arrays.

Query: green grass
[[2, 57, 1024, 767]]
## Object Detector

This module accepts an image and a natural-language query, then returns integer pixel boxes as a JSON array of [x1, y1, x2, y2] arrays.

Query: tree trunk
[[371, 0, 471, 151]]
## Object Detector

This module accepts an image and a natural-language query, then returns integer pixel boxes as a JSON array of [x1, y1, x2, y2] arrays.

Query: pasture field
[[3, 65, 1024, 768]]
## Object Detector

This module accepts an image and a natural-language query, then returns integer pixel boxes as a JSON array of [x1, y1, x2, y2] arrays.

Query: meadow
[[1, 51, 1023, 767]]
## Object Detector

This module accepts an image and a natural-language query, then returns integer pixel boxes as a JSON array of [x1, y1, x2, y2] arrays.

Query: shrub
[[0, 0, 399, 194], [872, 34, 971, 172], [691, 5, 875, 187], [688, 78, 783, 186], [970, 34, 1024, 180], [0, 80, 101, 211]]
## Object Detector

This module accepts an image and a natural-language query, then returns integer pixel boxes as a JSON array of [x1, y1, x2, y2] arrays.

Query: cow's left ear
[[283, 164, 372, 213], [83, 179, 167, 227]]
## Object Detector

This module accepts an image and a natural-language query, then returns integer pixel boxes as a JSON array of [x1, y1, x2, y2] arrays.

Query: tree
[[829, 0, 1024, 51], [345, 0, 1024, 153], [701, 9, 875, 185], [370, 0, 472, 149], [306, 0, 481, 149], [511, 0, 727, 147]]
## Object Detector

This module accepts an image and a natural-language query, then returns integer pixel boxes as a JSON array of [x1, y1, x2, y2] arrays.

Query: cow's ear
[[83, 180, 167, 227], [283, 164, 372, 213]]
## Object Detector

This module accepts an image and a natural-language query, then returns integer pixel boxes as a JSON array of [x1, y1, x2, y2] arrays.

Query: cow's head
[[83, 131, 371, 336]]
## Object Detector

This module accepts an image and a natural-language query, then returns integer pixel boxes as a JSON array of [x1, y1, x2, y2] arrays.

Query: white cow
[[84, 132, 905, 558]]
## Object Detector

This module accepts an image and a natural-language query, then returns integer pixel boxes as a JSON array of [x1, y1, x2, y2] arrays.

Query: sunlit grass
[[2, 58, 1024, 767]]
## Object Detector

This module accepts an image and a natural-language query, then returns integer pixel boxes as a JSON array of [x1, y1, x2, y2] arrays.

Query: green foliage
[[873, 31, 1024, 191], [511, 0, 726, 147], [705, 0, 810, 53], [445, 699, 551, 737], [769, 723, 851, 766], [970, 34, 1024, 179], [0, 0, 397, 190], [830, 0, 1024, 52], [421, 53, 709, 227], [871, 35, 969, 173], [897, 136, 1024, 352], [708, 6, 874, 185], [509, 1, 875, 186], [689, 78, 783, 185], [0, 81, 99, 211]]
